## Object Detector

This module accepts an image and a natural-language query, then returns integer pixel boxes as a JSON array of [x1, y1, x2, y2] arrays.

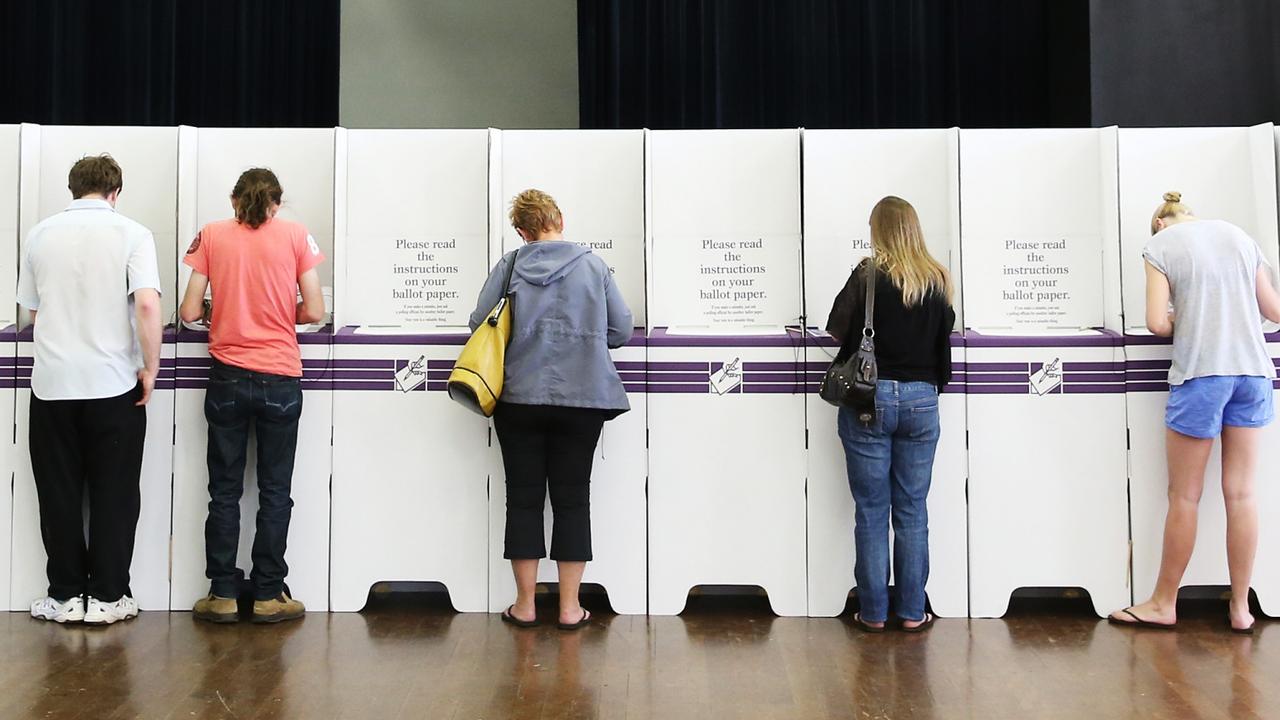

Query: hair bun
[[1163, 191, 1182, 203]]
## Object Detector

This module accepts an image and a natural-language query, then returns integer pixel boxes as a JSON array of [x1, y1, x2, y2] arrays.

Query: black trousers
[[29, 384, 146, 602], [493, 403, 607, 562]]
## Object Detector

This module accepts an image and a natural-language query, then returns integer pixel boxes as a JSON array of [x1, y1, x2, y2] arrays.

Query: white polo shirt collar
[[65, 199, 115, 213]]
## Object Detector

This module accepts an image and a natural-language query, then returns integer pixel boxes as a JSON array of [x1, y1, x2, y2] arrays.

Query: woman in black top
[[826, 196, 955, 633]]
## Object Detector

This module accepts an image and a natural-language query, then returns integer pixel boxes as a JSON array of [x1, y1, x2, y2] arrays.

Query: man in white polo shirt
[[17, 154, 163, 626]]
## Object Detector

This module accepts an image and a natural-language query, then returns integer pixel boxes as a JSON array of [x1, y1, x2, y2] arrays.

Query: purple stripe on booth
[[1127, 359, 1172, 370], [330, 380, 396, 391], [330, 370, 397, 380], [331, 359, 395, 369], [1125, 334, 1173, 346], [1126, 382, 1169, 392], [623, 384, 647, 393], [966, 362, 1028, 372], [617, 372, 646, 382], [1126, 370, 1168, 382], [966, 385, 1030, 395], [1063, 385, 1127, 394], [614, 361, 646, 371]]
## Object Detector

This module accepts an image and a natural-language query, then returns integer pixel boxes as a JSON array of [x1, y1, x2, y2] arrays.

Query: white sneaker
[[84, 596, 139, 625], [31, 596, 86, 623]]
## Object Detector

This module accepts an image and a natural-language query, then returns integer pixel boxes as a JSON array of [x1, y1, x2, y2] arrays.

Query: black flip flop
[[901, 613, 935, 633], [501, 605, 538, 628], [558, 608, 591, 631], [1107, 608, 1176, 630], [852, 612, 886, 634], [1229, 618, 1256, 635]]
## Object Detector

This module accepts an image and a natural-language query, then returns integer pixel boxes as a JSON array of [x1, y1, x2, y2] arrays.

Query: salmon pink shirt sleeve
[[296, 233, 325, 276], [183, 231, 210, 275]]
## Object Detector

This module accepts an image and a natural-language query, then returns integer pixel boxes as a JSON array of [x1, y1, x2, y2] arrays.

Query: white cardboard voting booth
[[0, 126, 18, 611], [801, 129, 968, 618], [646, 129, 807, 616], [1119, 126, 1280, 614], [962, 128, 1130, 618], [489, 130, 648, 614], [10, 125, 179, 611], [329, 129, 491, 612], [171, 127, 335, 610]]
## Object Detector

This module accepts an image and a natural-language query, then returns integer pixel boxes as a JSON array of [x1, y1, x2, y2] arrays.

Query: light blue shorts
[[1166, 375, 1275, 439]]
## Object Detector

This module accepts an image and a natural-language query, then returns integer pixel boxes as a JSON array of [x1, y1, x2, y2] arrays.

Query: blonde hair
[[868, 196, 953, 306], [1151, 191, 1192, 235], [509, 189, 563, 238]]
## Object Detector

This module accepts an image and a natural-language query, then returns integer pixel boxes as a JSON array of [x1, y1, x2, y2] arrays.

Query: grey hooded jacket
[[468, 240, 633, 412]]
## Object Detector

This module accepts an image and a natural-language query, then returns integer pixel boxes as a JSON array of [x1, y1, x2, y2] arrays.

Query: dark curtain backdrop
[[578, 0, 1091, 129], [0, 0, 339, 127]]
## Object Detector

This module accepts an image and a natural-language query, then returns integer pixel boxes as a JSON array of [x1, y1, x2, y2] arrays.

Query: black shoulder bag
[[819, 261, 879, 423]]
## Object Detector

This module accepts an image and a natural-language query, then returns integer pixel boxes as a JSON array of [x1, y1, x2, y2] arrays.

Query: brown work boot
[[252, 592, 305, 624], [193, 594, 239, 624]]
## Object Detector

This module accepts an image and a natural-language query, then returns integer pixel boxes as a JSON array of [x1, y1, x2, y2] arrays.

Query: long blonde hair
[[869, 196, 952, 306], [1150, 191, 1192, 235]]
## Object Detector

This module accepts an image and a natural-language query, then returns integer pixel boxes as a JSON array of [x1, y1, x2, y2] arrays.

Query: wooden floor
[[0, 593, 1276, 720]]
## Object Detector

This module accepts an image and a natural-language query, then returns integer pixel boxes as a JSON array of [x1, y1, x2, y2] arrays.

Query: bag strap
[[861, 260, 876, 339], [502, 247, 520, 296], [486, 248, 520, 327]]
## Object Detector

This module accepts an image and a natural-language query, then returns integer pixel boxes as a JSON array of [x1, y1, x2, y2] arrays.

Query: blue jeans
[[837, 380, 940, 623], [204, 360, 303, 601]]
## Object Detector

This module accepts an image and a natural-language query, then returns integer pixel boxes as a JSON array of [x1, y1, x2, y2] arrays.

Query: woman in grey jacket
[[469, 189, 633, 630]]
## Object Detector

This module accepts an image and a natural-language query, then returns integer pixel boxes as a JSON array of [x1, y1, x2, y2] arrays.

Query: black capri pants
[[493, 402, 608, 562]]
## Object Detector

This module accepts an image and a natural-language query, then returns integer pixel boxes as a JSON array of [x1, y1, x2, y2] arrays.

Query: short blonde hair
[[509, 189, 563, 238], [1151, 191, 1191, 235]]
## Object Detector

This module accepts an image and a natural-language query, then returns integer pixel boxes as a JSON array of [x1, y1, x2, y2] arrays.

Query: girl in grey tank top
[[1110, 192, 1280, 635]]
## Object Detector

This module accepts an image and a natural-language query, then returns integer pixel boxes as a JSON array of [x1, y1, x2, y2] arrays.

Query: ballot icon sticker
[[395, 355, 428, 393], [709, 358, 743, 395], [1029, 358, 1063, 396]]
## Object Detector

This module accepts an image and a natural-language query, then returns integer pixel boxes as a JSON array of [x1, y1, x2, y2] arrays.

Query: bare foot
[[559, 605, 586, 626], [1108, 599, 1177, 627], [509, 601, 537, 624], [1229, 601, 1255, 633]]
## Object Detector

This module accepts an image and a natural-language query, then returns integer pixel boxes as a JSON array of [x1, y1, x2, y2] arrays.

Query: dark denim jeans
[[837, 380, 940, 623], [204, 359, 303, 601]]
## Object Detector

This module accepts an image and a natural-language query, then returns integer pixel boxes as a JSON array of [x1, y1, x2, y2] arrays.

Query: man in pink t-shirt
[[179, 168, 325, 625]]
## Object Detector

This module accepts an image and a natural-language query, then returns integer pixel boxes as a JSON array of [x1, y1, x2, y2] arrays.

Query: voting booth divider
[[0, 126, 18, 611], [645, 129, 808, 616], [5, 123, 1280, 618], [329, 128, 492, 612], [1118, 125, 1280, 616], [962, 128, 1131, 618]]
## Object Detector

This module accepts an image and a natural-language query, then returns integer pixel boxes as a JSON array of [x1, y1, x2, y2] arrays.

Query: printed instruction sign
[[653, 234, 801, 327], [963, 236, 1102, 330], [345, 234, 488, 327]]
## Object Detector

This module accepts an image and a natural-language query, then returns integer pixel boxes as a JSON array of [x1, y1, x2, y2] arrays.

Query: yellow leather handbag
[[448, 250, 518, 417]]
